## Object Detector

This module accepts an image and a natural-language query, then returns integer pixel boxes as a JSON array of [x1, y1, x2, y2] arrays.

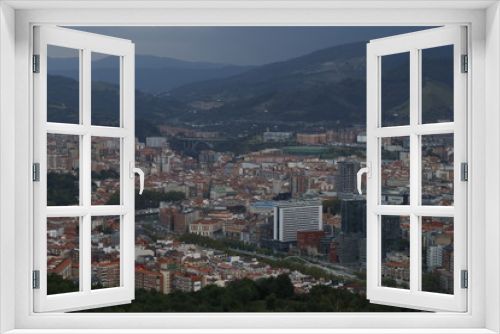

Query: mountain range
[[48, 55, 253, 94], [47, 41, 453, 128]]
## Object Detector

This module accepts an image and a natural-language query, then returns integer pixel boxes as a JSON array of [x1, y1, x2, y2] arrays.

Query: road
[[228, 247, 357, 280]]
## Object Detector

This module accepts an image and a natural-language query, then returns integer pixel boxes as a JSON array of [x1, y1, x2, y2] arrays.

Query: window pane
[[91, 137, 120, 205], [421, 134, 454, 206], [381, 215, 410, 289], [47, 45, 80, 124], [421, 45, 454, 124], [47, 217, 80, 295], [91, 52, 120, 127], [91, 216, 121, 289], [381, 52, 410, 127], [381, 137, 410, 205], [47, 134, 80, 206], [421, 216, 454, 294]]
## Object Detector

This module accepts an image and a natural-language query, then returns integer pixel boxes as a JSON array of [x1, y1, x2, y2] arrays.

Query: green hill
[[46, 41, 453, 127]]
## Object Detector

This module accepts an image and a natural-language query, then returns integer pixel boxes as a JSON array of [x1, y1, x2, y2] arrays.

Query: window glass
[[381, 137, 410, 205], [421, 134, 454, 206], [47, 217, 80, 295], [47, 45, 80, 124], [91, 216, 121, 290], [421, 216, 454, 294], [47, 134, 80, 206], [421, 45, 454, 124], [381, 215, 410, 289], [91, 52, 120, 127], [91, 137, 121, 205], [381, 52, 410, 127]]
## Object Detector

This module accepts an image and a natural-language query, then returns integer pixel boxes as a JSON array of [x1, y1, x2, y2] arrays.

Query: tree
[[47, 172, 79, 206], [106, 189, 186, 208], [273, 274, 295, 299], [322, 199, 341, 215], [381, 278, 398, 288], [47, 273, 78, 295]]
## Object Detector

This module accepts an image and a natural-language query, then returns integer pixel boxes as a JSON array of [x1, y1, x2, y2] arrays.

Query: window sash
[[32, 25, 136, 313], [366, 26, 467, 312]]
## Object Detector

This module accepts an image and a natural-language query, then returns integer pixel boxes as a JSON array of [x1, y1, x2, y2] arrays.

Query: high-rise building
[[273, 201, 322, 243], [291, 175, 309, 196], [334, 232, 366, 266], [341, 199, 366, 236], [427, 245, 444, 269], [336, 162, 360, 194], [381, 215, 402, 259]]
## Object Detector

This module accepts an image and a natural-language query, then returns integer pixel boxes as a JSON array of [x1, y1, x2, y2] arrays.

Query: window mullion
[[82, 47, 92, 295], [82, 48, 91, 209], [82, 214, 91, 294], [409, 48, 420, 294]]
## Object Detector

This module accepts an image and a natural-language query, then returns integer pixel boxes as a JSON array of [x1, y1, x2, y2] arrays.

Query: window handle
[[357, 162, 371, 195], [129, 162, 144, 195]]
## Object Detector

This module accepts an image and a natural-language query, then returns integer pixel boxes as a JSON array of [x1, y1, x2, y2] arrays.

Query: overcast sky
[[63, 26, 433, 66]]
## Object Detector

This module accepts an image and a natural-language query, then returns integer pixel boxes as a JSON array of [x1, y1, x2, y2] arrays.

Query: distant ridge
[[47, 54, 253, 94], [47, 41, 453, 126]]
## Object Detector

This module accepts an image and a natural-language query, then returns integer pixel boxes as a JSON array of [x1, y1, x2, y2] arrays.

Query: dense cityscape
[[46, 122, 455, 310]]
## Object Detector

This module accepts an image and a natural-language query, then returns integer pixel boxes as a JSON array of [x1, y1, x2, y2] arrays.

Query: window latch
[[129, 162, 144, 195], [357, 162, 371, 195]]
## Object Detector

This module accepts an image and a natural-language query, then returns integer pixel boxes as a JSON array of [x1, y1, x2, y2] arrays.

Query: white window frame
[[0, 1, 499, 333], [33, 25, 136, 312], [366, 26, 467, 312]]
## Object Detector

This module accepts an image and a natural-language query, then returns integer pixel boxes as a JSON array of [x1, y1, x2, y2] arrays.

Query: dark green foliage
[[47, 273, 78, 295], [107, 190, 185, 208], [47, 75, 80, 124], [381, 56, 411, 126], [381, 278, 398, 288], [47, 74, 186, 125], [91, 169, 119, 180], [178, 232, 276, 257], [74, 273, 418, 313], [94, 224, 114, 234], [135, 118, 162, 143], [47, 172, 79, 206], [91, 82, 120, 126], [176, 79, 367, 124], [323, 199, 341, 215], [422, 272, 440, 293]]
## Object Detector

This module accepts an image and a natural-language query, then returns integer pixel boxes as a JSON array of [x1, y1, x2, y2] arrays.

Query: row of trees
[[178, 233, 348, 283], [80, 274, 416, 313], [106, 189, 185, 209]]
